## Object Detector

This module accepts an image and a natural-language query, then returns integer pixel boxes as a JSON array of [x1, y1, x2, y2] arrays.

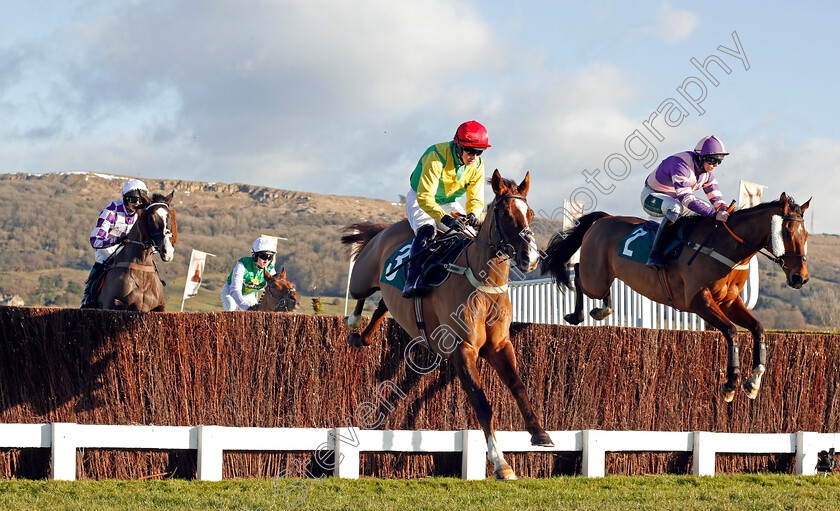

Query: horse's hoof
[[493, 465, 517, 480], [743, 382, 759, 400], [564, 313, 583, 325], [720, 383, 736, 403], [347, 332, 362, 347], [589, 308, 613, 321], [531, 432, 554, 448]]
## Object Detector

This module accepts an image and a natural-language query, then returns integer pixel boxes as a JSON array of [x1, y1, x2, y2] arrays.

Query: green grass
[[1, 475, 839, 510]]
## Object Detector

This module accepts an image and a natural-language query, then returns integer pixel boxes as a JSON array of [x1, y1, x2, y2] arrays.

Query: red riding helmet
[[453, 121, 491, 148]]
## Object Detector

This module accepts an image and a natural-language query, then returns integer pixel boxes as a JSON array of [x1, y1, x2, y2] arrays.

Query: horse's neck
[[118, 221, 153, 263], [726, 207, 778, 257], [466, 205, 510, 288]]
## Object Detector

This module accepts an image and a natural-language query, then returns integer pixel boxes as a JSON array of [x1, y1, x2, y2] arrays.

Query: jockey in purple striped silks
[[640, 135, 731, 269], [80, 178, 148, 308]]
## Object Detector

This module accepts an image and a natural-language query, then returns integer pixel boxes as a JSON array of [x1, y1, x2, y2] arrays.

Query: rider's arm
[[670, 162, 716, 217], [229, 262, 251, 310], [464, 159, 485, 217], [90, 203, 125, 249], [700, 173, 727, 212]]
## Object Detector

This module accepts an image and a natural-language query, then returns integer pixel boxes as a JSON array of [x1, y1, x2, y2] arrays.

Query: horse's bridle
[[263, 281, 298, 311], [145, 202, 175, 248], [722, 213, 806, 273], [489, 194, 534, 259]]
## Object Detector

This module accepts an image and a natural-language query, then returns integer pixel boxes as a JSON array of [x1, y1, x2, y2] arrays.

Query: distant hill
[[0, 172, 837, 330]]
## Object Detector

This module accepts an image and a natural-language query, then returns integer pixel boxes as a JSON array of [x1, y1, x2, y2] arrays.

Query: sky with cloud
[[2, 0, 839, 233]]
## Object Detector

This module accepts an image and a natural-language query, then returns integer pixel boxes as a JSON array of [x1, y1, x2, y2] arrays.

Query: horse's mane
[[730, 198, 802, 219], [487, 175, 518, 191]]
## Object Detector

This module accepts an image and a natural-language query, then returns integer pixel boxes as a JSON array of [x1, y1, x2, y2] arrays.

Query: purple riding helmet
[[694, 135, 729, 156]]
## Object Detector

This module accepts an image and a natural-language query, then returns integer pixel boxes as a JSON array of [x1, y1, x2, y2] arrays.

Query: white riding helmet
[[121, 178, 148, 196], [252, 236, 278, 254]]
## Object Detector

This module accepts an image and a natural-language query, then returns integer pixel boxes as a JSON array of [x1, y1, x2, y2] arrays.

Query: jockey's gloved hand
[[714, 209, 730, 222], [116, 235, 129, 244], [465, 213, 479, 228], [441, 214, 466, 232]]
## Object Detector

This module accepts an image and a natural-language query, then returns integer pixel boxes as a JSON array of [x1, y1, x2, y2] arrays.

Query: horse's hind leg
[[452, 343, 516, 480], [485, 341, 553, 448], [720, 298, 766, 399], [347, 299, 388, 348], [564, 263, 586, 325], [589, 291, 614, 321]]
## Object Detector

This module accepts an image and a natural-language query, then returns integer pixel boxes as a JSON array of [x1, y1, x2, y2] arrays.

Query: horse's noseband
[[266, 282, 298, 311]]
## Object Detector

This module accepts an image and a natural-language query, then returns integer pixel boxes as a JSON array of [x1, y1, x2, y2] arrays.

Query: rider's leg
[[645, 218, 677, 269], [81, 262, 105, 308], [402, 224, 436, 299]]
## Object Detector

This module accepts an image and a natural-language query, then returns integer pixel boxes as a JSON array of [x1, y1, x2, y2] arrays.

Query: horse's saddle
[[381, 235, 471, 290], [618, 218, 698, 264]]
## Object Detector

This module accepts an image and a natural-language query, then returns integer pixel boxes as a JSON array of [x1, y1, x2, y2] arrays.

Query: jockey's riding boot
[[402, 225, 436, 299], [645, 218, 675, 269], [80, 262, 104, 308]]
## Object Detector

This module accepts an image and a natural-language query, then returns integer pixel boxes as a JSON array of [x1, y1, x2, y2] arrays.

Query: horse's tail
[[540, 211, 611, 290], [341, 222, 389, 261]]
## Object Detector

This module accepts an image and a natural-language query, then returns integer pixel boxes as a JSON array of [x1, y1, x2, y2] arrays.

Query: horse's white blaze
[[770, 215, 784, 257], [347, 312, 362, 330], [155, 207, 176, 261], [487, 434, 508, 472], [513, 200, 540, 271]]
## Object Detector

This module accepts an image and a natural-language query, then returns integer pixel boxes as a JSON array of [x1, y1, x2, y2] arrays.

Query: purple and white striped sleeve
[[90, 203, 120, 249]]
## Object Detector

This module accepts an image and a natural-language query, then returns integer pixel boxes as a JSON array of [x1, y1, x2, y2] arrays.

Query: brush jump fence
[[1, 423, 838, 481], [1, 306, 838, 480]]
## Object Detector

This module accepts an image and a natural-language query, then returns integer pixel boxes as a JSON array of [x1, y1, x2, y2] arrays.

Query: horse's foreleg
[[486, 341, 553, 448], [564, 263, 586, 325], [453, 343, 515, 480], [690, 290, 741, 402], [346, 299, 367, 347], [720, 298, 766, 400], [352, 300, 388, 348]]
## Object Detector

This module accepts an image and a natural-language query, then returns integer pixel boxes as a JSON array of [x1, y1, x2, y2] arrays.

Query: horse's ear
[[264, 269, 272, 280], [139, 190, 151, 207], [517, 172, 530, 197], [491, 169, 502, 195], [279, 267, 286, 279], [779, 192, 789, 205], [801, 197, 811, 213], [163, 191, 175, 204]]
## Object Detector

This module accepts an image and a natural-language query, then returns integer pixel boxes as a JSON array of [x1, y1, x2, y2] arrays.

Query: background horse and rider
[[96, 191, 178, 312], [342, 169, 553, 480], [541, 193, 810, 402], [251, 267, 301, 312]]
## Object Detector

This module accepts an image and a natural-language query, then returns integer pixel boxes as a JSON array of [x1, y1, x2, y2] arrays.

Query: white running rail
[[1, 423, 834, 481]]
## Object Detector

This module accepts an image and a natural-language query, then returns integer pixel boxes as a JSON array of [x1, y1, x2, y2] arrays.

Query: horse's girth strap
[[444, 264, 508, 294], [414, 297, 431, 349], [658, 268, 675, 306], [113, 261, 157, 272]]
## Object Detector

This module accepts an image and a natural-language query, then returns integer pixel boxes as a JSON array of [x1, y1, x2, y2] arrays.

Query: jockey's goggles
[[460, 145, 484, 157], [123, 196, 142, 204], [703, 155, 724, 166], [255, 251, 275, 261]]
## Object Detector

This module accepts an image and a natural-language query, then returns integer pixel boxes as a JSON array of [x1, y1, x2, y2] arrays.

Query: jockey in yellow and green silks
[[402, 120, 490, 298], [220, 236, 277, 310]]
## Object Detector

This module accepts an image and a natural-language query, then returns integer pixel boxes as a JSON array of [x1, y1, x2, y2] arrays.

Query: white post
[[51, 422, 77, 481], [344, 258, 355, 317], [582, 430, 605, 477], [333, 427, 360, 479], [461, 429, 487, 480], [197, 425, 224, 481], [693, 431, 716, 476], [796, 431, 820, 475]]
